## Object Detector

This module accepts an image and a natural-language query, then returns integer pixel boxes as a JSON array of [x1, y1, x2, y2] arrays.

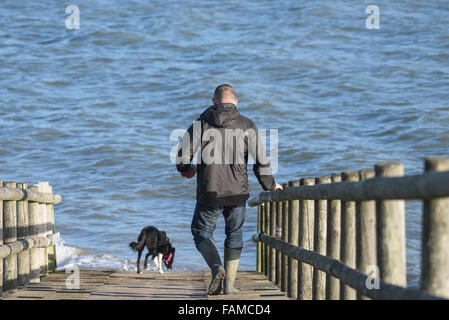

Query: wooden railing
[[0, 181, 62, 295], [249, 157, 449, 300]]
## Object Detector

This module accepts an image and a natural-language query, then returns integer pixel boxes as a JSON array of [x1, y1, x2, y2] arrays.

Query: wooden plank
[[89, 271, 208, 300], [1, 269, 290, 300], [1, 269, 113, 300]]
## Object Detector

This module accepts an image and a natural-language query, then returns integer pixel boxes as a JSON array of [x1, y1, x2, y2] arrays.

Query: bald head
[[213, 84, 238, 106]]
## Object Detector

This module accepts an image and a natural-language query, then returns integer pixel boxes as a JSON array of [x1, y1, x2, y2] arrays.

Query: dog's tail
[[129, 233, 147, 252]]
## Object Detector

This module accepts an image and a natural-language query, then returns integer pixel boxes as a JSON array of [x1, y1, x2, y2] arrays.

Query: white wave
[[55, 239, 138, 272], [55, 238, 187, 272]]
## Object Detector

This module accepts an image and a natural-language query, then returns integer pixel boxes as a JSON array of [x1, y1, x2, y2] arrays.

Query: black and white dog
[[129, 226, 175, 274]]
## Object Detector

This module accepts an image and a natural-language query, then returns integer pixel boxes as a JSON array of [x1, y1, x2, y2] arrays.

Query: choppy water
[[1, 1, 448, 287]]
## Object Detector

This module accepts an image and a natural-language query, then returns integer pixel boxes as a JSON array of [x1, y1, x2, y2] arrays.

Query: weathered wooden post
[[3, 182, 18, 292], [326, 174, 341, 300], [341, 171, 359, 300], [287, 180, 300, 298], [45, 183, 57, 273], [28, 186, 41, 283], [269, 200, 276, 282], [0, 180, 3, 294], [281, 183, 289, 292], [260, 202, 265, 274], [298, 178, 315, 300], [275, 199, 282, 286], [421, 157, 449, 298], [313, 176, 330, 300], [17, 183, 30, 287], [257, 203, 262, 273], [357, 169, 376, 300], [264, 201, 270, 277], [375, 162, 406, 287], [37, 182, 49, 276]]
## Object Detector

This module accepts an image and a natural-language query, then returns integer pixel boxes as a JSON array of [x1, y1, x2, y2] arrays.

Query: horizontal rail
[[248, 171, 449, 206], [0, 187, 62, 204], [252, 232, 443, 300], [0, 233, 60, 259]]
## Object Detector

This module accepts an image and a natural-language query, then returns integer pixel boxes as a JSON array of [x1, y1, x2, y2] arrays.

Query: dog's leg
[[157, 253, 164, 274], [143, 252, 151, 271], [137, 250, 143, 274], [152, 255, 158, 268]]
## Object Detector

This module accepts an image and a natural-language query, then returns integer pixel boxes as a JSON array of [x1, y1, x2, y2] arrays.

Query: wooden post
[[298, 178, 315, 300], [275, 199, 282, 286], [357, 169, 376, 300], [37, 182, 48, 276], [281, 183, 288, 292], [28, 186, 41, 283], [421, 157, 449, 298], [44, 183, 56, 273], [287, 180, 300, 298], [3, 182, 18, 292], [260, 202, 265, 274], [326, 174, 341, 300], [17, 183, 30, 287], [264, 201, 271, 277], [269, 200, 276, 282], [0, 180, 3, 294], [341, 171, 359, 300], [313, 176, 330, 300], [375, 162, 406, 287], [257, 204, 262, 273]]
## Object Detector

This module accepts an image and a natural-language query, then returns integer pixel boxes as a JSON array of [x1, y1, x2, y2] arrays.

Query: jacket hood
[[202, 103, 240, 128]]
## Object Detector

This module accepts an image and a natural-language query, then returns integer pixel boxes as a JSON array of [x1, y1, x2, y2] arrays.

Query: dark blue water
[[0, 0, 448, 287]]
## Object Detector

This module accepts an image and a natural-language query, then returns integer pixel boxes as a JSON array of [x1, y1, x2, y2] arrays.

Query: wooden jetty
[[0, 269, 289, 300], [1, 157, 449, 300]]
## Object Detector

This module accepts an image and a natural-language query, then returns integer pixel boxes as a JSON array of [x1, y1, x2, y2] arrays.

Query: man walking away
[[176, 84, 282, 295]]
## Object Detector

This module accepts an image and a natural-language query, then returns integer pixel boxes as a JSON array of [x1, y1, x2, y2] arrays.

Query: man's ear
[[234, 98, 238, 106], [212, 98, 217, 105]]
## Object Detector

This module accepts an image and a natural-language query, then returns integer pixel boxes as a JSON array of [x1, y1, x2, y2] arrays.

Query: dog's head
[[162, 242, 175, 270]]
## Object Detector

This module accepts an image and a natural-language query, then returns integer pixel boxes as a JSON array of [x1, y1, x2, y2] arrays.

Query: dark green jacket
[[176, 103, 276, 207]]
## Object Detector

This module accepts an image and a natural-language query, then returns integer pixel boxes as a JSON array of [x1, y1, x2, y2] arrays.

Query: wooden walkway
[[0, 269, 289, 300]]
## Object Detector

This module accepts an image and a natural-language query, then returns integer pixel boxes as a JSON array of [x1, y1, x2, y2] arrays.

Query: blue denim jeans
[[191, 203, 246, 249]]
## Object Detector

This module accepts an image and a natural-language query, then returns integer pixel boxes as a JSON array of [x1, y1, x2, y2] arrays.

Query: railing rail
[[252, 233, 442, 300], [253, 157, 449, 300], [248, 170, 449, 205], [0, 187, 62, 204], [0, 180, 61, 295]]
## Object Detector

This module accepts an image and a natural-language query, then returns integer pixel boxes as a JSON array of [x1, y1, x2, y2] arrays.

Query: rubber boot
[[196, 239, 225, 295], [224, 248, 241, 294]]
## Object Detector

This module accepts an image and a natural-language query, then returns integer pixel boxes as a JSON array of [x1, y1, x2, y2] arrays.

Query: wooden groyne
[[0, 181, 61, 295], [250, 157, 449, 300]]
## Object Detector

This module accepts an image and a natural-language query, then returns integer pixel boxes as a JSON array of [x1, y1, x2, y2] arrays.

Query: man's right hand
[[181, 166, 197, 179], [273, 183, 283, 190]]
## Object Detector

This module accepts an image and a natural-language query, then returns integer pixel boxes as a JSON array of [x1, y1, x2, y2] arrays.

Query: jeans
[[191, 202, 246, 249]]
